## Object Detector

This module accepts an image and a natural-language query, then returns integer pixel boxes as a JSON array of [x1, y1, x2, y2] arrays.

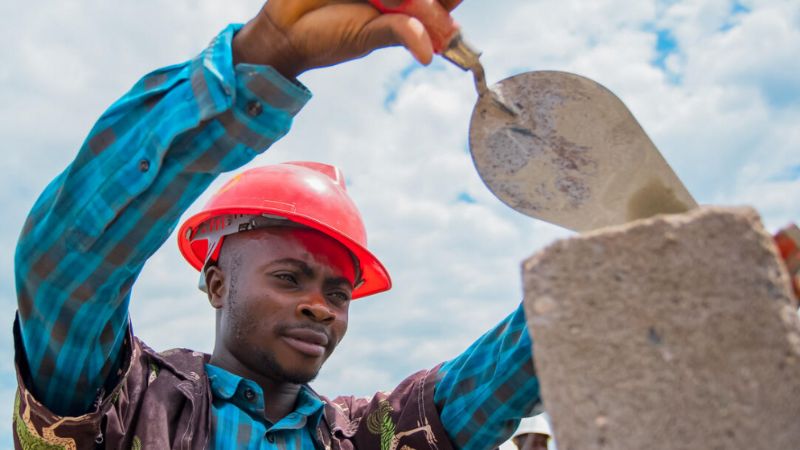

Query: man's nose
[[297, 292, 335, 323]]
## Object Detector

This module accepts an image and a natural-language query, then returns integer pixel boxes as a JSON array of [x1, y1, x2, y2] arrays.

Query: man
[[13, 1, 539, 448], [509, 416, 553, 450]]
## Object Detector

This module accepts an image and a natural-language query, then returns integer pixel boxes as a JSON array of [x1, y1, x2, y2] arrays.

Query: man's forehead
[[233, 227, 358, 284], [233, 226, 335, 249]]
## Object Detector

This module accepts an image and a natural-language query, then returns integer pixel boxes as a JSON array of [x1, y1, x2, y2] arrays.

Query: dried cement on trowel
[[522, 207, 800, 450]]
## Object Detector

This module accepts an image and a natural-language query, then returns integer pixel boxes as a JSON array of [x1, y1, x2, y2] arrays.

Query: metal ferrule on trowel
[[439, 31, 481, 70], [368, 0, 518, 115], [440, 33, 519, 116]]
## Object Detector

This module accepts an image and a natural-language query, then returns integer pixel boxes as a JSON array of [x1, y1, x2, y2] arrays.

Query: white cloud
[[2, 0, 799, 446]]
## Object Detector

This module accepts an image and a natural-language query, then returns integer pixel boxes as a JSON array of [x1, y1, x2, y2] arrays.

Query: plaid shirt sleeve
[[14, 24, 311, 417], [434, 302, 541, 450]]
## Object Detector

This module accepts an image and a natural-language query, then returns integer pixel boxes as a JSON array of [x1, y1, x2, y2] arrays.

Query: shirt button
[[138, 159, 150, 172], [247, 101, 263, 117], [243, 388, 256, 401], [265, 433, 275, 443]]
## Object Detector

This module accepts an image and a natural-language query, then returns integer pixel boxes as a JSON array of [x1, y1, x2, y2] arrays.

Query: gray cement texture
[[522, 207, 800, 450]]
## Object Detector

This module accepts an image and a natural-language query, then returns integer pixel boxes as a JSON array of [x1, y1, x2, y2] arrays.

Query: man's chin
[[277, 369, 319, 385], [257, 351, 321, 384], [272, 361, 321, 384]]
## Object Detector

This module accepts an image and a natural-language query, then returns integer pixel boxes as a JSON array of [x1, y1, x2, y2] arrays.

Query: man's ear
[[205, 265, 226, 309]]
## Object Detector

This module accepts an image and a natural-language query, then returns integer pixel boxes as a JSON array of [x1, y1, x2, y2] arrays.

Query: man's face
[[513, 433, 550, 450], [207, 227, 355, 385]]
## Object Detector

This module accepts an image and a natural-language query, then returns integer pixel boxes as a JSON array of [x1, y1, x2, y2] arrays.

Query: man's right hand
[[233, 0, 462, 79]]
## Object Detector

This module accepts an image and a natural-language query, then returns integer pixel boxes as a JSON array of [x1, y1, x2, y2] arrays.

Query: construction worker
[[508, 415, 554, 450], [13, 1, 539, 449]]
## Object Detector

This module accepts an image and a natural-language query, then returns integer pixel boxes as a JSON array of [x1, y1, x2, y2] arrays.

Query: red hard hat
[[177, 162, 391, 299]]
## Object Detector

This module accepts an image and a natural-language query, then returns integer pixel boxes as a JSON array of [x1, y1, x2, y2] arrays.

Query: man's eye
[[275, 273, 297, 284], [327, 291, 351, 305]]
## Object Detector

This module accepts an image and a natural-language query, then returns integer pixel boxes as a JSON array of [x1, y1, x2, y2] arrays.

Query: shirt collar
[[205, 363, 242, 400], [294, 385, 326, 430], [205, 363, 325, 430]]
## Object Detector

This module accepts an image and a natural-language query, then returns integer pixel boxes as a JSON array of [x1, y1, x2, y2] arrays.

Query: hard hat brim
[[178, 207, 392, 299]]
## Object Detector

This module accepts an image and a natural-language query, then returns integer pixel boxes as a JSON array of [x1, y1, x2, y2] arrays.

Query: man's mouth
[[281, 328, 329, 357]]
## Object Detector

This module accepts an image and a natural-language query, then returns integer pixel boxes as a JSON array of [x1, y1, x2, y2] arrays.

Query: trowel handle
[[368, 0, 460, 53], [775, 224, 800, 300]]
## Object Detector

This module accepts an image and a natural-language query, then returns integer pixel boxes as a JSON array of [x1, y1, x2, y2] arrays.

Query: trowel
[[469, 71, 697, 232], [470, 74, 800, 297], [464, 63, 800, 298], [368, 0, 696, 231]]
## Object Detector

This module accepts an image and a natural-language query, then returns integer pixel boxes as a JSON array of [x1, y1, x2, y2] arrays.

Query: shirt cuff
[[197, 23, 312, 127]]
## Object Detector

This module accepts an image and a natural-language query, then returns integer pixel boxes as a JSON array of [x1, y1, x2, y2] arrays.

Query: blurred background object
[[500, 414, 556, 450]]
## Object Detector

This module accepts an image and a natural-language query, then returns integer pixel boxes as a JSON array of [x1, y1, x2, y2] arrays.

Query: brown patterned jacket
[[13, 320, 455, 450]]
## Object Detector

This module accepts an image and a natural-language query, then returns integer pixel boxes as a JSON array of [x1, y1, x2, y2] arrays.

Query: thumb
[[360, 14, 434, 65]]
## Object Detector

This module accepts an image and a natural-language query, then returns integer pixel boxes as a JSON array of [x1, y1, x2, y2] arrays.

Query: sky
[[1, 0, 799, 447]]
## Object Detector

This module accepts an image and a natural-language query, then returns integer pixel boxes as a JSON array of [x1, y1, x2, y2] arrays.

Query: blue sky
[[2, 0, 799, 447]]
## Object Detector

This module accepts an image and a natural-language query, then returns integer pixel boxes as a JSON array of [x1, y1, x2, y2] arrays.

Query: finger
[[361, 13, 434, 64], [265, 0, 355, 27], [369, 0, 457, 52], [438, 0, 462, 12]]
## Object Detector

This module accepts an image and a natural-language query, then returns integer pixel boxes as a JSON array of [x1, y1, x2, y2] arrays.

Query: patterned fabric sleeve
[[434, 302, 542, 450], [324, 367, 455, 450], [14, 24, 311, 417]]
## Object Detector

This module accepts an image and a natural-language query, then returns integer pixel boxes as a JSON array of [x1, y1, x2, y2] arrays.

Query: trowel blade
[[468, 71, 697, 232]]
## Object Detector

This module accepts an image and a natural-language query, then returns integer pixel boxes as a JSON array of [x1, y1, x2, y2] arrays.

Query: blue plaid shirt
[[206, 364, 326, 448], [14, 24, 539, 450]]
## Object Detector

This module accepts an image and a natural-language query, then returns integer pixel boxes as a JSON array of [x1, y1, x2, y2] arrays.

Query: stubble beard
[[253, 348, 321, 385], [227, 284, 322, 385]]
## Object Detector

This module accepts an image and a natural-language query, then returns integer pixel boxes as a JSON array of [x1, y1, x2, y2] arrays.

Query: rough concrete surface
[[522, 207, 800, 450]]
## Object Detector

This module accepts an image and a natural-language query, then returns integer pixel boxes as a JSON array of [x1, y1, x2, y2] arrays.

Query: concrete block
[[522, 207, 800, 450]]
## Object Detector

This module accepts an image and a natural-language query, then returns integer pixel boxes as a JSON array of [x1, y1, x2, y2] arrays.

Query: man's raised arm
[[14, 0, 457, 417], [14, 22, 312, 416], [434, 303, 541, 450]]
